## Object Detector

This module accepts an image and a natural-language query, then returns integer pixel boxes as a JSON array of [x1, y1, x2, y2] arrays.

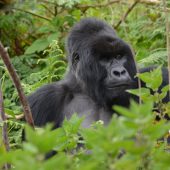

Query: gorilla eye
[[115, 55, 122, 59]]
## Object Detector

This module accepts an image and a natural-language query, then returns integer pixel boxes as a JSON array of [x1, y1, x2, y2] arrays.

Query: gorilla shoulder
[[28, 82, 67, 127]]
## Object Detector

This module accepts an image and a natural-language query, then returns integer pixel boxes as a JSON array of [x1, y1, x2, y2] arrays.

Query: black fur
[[28, 18, 169, 128]]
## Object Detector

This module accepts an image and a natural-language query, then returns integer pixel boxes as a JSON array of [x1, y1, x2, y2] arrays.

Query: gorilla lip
[[107, 82, 132, 89]]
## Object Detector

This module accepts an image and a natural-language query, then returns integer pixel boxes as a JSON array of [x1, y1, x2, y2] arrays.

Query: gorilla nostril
[[121, 70, 126, 75], [113, 71, 120, 77]]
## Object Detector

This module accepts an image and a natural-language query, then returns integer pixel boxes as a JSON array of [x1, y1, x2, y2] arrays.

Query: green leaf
[[4, 108, 15, 117], [127, 88, 150, 97], [114, 105, 137, 118], [47, 33, 59, 43], [25, 125, 61, 153], [138, 67, 162, 91], [25, 38, 50, 54], [161, 85, 170, 93]]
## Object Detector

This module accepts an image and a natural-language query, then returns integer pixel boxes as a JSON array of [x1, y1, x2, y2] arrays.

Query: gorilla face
[[94, 37, 136, 98], [67, 18, 137, 105]]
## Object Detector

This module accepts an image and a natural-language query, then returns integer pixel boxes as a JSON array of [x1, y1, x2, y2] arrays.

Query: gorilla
[[28, 18, 169, 128]]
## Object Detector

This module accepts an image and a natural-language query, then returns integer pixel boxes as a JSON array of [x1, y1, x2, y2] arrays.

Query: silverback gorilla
[[28, 18, 169, 128]]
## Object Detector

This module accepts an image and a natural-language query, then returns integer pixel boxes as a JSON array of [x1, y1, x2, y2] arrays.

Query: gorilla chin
[[105, 82, 134, 99]]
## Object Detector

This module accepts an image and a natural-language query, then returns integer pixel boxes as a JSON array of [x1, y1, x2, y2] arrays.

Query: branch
[[140, 0, 160, 5], [0, 82, 10, 170], [76, 0, 120, 10], [39, 0, 160, 15], [5, 113, 24, 120], [40, 0, 120, 13], [0, 42, 34, 128], [38, 0, 57, 5], [114, 0, 139, 29], [12, 7, 51, 21], [41, 4, 55, 16], [40, 0, 160, 7]]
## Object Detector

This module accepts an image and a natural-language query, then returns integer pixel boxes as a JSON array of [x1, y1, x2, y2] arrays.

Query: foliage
[[0, 0, 169, 170], [0, 40, 66, 115], [0, 101, 170, 170], [128, 67, 170, 116], [139, 49, 167, 66], [22, 40, 67, 94], [0, 67, 170, 170], [7, 120, 24, 149]]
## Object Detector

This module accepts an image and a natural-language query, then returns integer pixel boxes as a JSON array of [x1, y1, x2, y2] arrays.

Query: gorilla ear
[[72, 52, 80, 65]]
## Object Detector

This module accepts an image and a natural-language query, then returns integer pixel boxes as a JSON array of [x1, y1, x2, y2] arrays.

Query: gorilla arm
[[28, 83, 66, 128]]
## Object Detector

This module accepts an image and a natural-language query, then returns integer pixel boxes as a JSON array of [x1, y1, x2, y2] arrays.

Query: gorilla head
[[66, 18, 137, 105]]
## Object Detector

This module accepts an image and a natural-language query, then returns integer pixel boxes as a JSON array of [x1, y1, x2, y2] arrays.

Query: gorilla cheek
[[75, 64, 86, 88]]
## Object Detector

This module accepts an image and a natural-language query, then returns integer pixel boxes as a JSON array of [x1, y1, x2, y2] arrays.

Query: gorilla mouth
[[106, 82, 133, 89]]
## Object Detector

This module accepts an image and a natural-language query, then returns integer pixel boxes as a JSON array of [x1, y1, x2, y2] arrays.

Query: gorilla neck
[[65, 72, 102, 103], [64, 72, 110, 107]]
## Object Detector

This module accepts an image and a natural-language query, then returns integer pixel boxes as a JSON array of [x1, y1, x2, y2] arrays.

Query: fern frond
[[139, 49, 167, 66]]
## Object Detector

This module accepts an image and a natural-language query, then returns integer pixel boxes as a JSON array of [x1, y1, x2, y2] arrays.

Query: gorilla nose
[[113, 70, 126, 77], [111, 67, 129, 80]]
